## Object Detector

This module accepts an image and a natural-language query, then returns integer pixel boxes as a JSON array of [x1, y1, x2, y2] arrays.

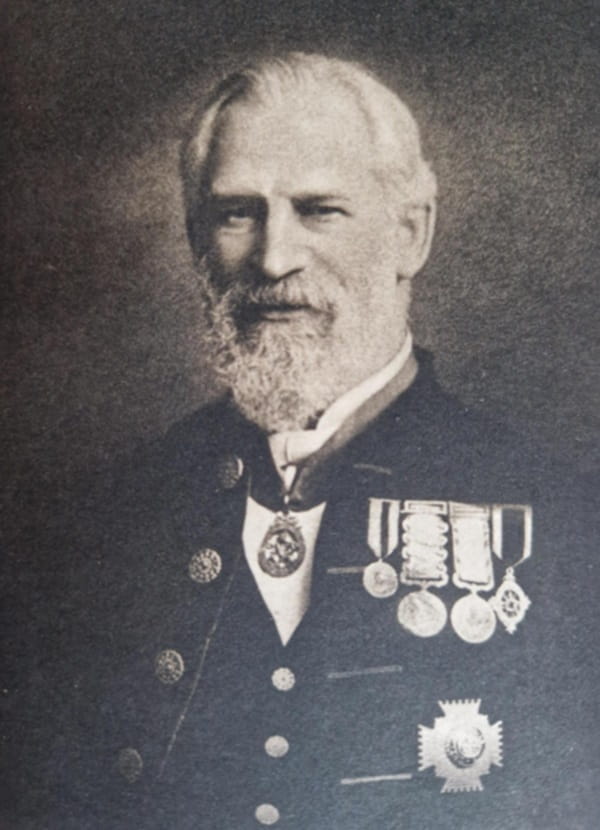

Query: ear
[[395, 200, 436, 280]]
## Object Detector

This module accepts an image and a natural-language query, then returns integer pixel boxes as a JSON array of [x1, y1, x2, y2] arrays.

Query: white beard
[[196, 263, 363, 431]]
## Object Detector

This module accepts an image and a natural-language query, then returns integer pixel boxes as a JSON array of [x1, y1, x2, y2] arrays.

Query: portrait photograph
[[3, 1, 599, 828]]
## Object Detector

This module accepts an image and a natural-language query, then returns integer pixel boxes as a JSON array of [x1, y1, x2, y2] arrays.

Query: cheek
[[317, 226, 398, 298], [211, 232, 255, 274]]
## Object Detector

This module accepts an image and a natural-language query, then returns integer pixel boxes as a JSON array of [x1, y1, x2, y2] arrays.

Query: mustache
[[219, 275, 337, 319]]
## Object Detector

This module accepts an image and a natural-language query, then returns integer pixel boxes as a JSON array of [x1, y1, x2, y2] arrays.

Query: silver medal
[[448, 503, 497, 643], [450, 593, 497, 643], [362, 560, 399, 598], [258, 513, 306, 577], [363, 498, 401, 598], [397, 502, 450, 637], [490, 505, 533, 633], [397, 589, 448, 637], [489, 568, 531, 634], [419, 699, 503, 792]]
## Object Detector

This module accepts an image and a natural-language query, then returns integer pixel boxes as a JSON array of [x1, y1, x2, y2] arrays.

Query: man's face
[[204, 90, 411, 382]]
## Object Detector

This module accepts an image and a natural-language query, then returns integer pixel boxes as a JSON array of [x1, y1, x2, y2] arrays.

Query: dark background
[[3, 0, 599, 522]]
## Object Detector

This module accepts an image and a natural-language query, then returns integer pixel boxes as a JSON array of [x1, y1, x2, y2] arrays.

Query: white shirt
[[242, 498, 326, 645], [242, 333, 414, 645]]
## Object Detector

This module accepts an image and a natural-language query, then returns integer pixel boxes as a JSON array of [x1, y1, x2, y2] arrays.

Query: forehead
[[208, 91, 379, 194]]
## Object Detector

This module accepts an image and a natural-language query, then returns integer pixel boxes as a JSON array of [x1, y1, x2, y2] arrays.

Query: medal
[[490, 504, 533, 633], [362, 560, 399, 598], [449, 502, 496, 643], [258, 512, 306, 577], [397, 588, 447, 637], [450, 593, 496, 643], [363, 498, 401, 598], [419, 699, 503, 792], [397, 501, 449, 635], [489, 568, 531, 634]]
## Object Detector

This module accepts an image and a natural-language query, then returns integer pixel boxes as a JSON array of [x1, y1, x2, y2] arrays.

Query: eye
[[295, 200, 349, 220], [210, 199, 261, 231], [216, 206, 256, 229]]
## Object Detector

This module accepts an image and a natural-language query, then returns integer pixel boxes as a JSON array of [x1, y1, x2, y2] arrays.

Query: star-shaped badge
[[419, 699, 503, 792]]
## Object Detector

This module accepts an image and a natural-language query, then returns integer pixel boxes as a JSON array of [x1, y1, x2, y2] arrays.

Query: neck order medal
[[258, 512, 306, 577]]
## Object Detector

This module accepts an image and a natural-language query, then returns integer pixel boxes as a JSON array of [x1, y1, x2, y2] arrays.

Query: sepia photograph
[[3, 1, 599, 827]]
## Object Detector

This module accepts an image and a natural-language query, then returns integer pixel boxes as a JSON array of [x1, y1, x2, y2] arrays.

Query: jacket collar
[[217, 348, 443, 511]]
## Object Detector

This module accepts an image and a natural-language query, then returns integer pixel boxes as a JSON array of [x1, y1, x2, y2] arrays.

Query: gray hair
[[181, 52, 437, 256]]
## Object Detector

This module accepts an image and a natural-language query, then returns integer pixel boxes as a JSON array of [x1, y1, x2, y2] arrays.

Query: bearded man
[[5, 53, 598, 829]]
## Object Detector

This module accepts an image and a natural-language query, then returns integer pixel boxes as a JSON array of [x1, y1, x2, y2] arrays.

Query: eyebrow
[[292, 192, 352, 202], [209, 190, 261, 199], [209, 190, 351, 202]]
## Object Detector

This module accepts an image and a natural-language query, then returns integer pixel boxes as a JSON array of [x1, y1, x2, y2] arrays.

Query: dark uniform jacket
[[4, 351, 599, 829]]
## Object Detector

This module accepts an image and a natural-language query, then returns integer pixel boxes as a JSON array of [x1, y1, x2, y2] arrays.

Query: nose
[[252, 203, 306, 280]]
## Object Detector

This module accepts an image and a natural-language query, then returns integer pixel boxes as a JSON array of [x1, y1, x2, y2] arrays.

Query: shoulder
[[353, 348, 583, 504]]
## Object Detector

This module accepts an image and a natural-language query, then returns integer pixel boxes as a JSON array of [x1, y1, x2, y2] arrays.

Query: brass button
[[271, 667, 295, 691], [216, 454, 244, 489], [117, 747, 143, 782], [155, 649, 185, 684], [264, 735, 289, 758], [255, 803, 280, 825], [188, 548, 222, 584]]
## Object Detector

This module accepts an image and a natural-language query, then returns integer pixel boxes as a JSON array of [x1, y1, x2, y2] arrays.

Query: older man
[[181, 54, 435, 646], [6, 53, 598, 829]]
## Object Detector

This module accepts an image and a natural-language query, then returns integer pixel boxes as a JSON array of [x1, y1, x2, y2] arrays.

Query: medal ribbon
[[400, 501, 450, 588], [491, 504, 532, 567], [449, 502, 494, 591], [367, 498, 400, 560]]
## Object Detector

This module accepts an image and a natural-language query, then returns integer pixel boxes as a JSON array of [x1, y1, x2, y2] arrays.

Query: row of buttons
[[189, 452, 244, 584], [155, 540, 227, 684], [117, 519, 234, 772], [118, 667, 296, 774], [200, 455, 284, 824], [253, 667, 296, 824], [153, 544, 227, 685], [258, 734, 288, 825], [220, 453, 286, 825], [152, 652, 297, 690], [125, 456, 287, 824], [154, 548, 229, 686]]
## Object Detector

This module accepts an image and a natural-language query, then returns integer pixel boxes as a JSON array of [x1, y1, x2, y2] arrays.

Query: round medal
[[397, 589, 447, 637], [258, 515, 305, 577], [450, 593, 497, 644], [362, 560, 399, 598], [445, 726, 486, 768]]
